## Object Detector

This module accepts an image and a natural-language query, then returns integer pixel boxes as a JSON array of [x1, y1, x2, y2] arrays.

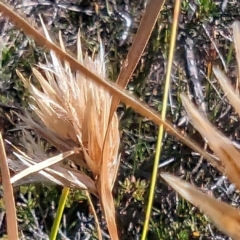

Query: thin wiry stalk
[[141, 0, 181, 238]]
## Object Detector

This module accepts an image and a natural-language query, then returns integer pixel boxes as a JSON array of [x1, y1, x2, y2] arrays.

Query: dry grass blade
[[212, 21, 240, 114], [161, 173, 240, 239], [7, 138, 98, 195], [110, 0, 165, 117], [213, 66, 240, 115], [0, 133, 18, 240], [10, 149, 77, 184], [98, 148, 118, 240], [85, 191, 102, 240], [47, 168, 98, 195], [181, 94, 240, 190], [0, 2, 222, 167], [232, 21, 240, 80]]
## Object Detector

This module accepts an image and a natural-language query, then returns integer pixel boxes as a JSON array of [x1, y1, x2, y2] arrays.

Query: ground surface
[[0, 0, 240, 239]]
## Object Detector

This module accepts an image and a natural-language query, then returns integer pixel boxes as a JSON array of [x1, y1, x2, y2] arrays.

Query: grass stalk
[[50, 186, 70, 240], [141, 0, 181, 239]]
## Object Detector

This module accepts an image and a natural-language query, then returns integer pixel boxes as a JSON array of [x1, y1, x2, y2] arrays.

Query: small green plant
[[119, 177, 148, 203], [197, 0, 218, 19]]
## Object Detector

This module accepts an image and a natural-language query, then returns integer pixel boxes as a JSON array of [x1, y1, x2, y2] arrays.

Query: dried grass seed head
[[15, 21, 120, 190]]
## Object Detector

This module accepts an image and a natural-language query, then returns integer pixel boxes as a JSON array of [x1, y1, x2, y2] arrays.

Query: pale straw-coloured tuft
[[162, 20, 240, 239], [11, 17, 120, 239]]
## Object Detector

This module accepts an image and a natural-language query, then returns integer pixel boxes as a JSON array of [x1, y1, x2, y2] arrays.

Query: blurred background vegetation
[[0, 0, 240, 239]]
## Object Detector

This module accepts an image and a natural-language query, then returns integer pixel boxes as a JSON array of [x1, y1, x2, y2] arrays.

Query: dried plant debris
[[162, 21, 240, 240], [161, 173, 240, 240], [4, 17, 121, 239]]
